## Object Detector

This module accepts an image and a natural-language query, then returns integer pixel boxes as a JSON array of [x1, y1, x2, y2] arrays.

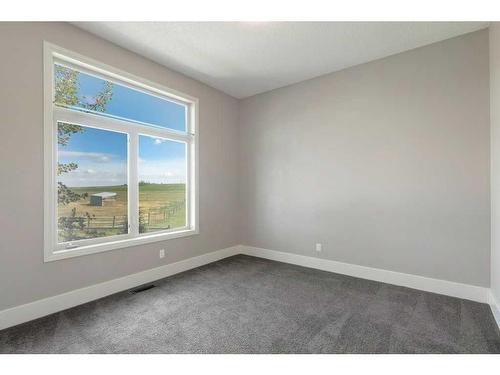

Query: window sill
[[44, 228, 199, 262]]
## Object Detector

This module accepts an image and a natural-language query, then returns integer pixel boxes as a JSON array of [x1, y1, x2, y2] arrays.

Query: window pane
[[138, 135, 187, 233], [57, 122, 128, 243], [54, 64, 187, 132]]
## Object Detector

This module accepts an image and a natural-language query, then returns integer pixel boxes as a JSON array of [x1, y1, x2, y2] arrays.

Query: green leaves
[[54, 64, 113, 115], [57, 182, 88, 205], [57, 207, 85, 242], [54, 65, 79, 107], [86, 80, 113, 113], [57, 162, 78, 175], [57, 122, 83, 146]]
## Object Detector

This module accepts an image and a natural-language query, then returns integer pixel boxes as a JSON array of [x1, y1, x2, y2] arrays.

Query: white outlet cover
[[159, 249, 165, 258], [315, 243, 322, 252]]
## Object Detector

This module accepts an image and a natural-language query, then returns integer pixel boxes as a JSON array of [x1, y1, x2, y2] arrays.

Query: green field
[[58, 183, 186, 242]]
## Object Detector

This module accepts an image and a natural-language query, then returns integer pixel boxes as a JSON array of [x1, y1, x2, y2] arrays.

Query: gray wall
[[239, 30, 490, 286], [0, 23, 240, 310], [490, 23, 500, 302], [0, 24, 493, 312]]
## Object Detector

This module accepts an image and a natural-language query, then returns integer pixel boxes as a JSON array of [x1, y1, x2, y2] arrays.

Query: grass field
[[58, 183, 186, 242]]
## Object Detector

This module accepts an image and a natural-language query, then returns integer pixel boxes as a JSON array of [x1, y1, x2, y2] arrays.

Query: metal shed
[[90, 192, 117, 206]]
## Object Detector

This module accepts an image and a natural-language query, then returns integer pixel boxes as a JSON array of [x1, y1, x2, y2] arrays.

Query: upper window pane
[[54, 64, 187, 132]]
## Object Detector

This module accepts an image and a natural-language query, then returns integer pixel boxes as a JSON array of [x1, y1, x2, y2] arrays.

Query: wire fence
[[86, 216, 127, 230], [62, 200, 187, 231], [143, 200, 185, 227]]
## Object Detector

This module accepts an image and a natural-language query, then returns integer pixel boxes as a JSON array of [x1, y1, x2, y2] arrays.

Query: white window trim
[[43, 42, 199, 262]]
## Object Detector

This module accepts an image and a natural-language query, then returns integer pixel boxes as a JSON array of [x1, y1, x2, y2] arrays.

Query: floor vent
[[130, 284, 156, 294]]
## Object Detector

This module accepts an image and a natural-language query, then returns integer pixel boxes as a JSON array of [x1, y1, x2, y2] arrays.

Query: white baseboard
[[489, 291, 500, 329], [0, 245, 241, 330], [0, 243, 495, 332], [240, 245, 490, 304]]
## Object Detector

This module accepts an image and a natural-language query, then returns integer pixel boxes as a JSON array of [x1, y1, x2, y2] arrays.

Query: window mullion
[[54, 106, 191, 143], [129, 131, 139, 237]]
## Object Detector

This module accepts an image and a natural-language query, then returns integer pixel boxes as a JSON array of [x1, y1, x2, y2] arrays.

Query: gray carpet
[[1, 255, 499, 353]]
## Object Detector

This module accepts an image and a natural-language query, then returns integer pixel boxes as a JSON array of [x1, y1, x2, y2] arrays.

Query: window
[[44, 42, 198, 261]]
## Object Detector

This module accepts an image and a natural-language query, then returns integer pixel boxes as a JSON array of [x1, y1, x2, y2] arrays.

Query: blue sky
[[74, 69, 187, 132], [57, 67, 187, 187]]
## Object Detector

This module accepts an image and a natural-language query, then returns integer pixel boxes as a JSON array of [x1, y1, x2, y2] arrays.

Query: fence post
[[112, 216, 115, 228]]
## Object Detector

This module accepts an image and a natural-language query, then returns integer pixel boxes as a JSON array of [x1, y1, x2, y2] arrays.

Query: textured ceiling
[[74, 22, 488, 99]]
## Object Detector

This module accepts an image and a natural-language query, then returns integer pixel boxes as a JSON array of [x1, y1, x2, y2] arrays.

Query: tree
[[139, 208, 148, 233], [58, 207, 86, 242], [56, 65, 113, 240], [56, 65, 113, 204]]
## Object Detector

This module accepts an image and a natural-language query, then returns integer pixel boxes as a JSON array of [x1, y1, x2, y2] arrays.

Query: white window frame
[[43, 42, 199, 262]]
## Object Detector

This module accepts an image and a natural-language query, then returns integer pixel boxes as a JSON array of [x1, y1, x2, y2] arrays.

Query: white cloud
[[154, 138, 164, 145], [58, 150, 116, 163], [58, 160, 127, 187], [58, 155, 187, 187]]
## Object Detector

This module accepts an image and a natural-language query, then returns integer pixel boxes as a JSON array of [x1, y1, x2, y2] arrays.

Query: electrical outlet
[[159, 249, 165, 259], [315, 243, 322, 252]]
